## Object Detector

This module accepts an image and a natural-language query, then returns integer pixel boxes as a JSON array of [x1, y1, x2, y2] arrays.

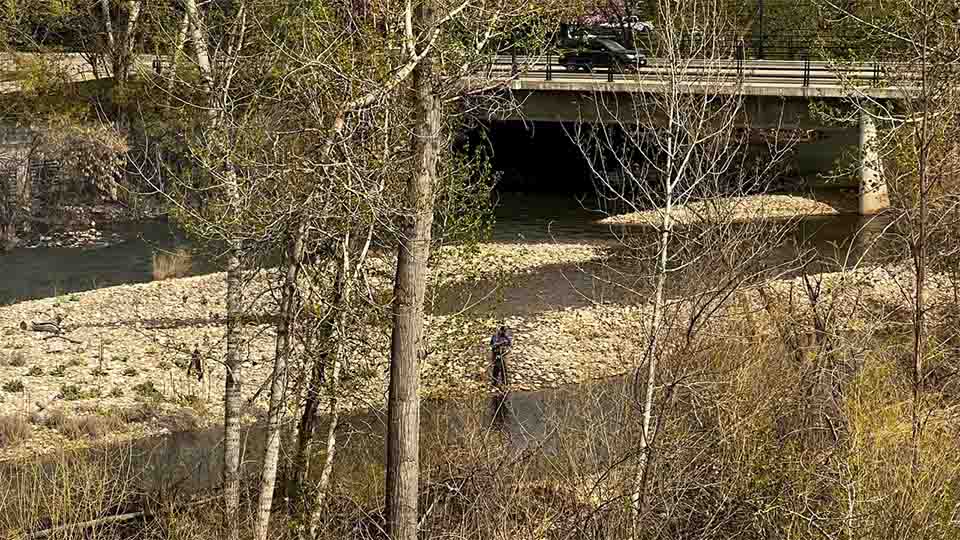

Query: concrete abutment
[[857, 109, 889, 215]]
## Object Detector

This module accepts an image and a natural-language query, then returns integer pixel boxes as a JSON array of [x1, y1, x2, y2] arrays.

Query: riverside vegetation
[[2, 0, 960, 539], [2, 238, 959, 538]]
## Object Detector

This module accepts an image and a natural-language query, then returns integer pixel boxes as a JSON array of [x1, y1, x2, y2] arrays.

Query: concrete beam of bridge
[[497, 89, 840, 130]]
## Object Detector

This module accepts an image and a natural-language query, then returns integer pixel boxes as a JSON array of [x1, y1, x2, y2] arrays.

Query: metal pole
[[758, 0, 765, 59], [511, 50, 517, 76], [546, 54, 552, 81], [736, 43, 744, 76], [803, 53, 810, 87]]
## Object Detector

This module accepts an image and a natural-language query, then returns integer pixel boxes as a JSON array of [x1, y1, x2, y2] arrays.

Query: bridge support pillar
[[858, 109, 889, 215]]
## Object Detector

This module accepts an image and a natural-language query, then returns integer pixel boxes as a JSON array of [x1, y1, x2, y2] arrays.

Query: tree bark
[[185, 0, 213, 89], [385, 2, 440, 536], [253, 226, 306, 540], [305, 234, 353, 539], [186, 2, 243, 537], [224, 233, 243, 540], [631, 125, 673, 523]]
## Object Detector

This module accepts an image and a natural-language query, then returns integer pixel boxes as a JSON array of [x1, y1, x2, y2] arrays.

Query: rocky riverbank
[[0, 239, 950, 461]]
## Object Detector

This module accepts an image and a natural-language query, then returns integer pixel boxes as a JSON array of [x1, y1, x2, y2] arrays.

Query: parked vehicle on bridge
[[559, 39, 647, 72]]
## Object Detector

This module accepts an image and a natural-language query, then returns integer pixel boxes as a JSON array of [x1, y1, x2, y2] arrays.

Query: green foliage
[[59, 384, 83, 401], [2, 380, 24, 393], [50, 364, 67, 377], [433, 143, 498, 247], [25, 365, 42, 376]]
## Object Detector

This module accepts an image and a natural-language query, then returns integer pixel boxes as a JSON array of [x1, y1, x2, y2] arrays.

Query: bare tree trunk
[[224, 236, 244, 540], [253, 227, 306, 540], [291, 322, 332, 499], [305, 235, 353, 539], [307, 355, 341, 536], [631, 123, 674, 522], [185, 0, 213, 88], [385, 3, 440, 535], [185, 3, 243, 537], [911, 32, 930, 478], [99, 0, 116, 52], [167, 10, 190, 87]]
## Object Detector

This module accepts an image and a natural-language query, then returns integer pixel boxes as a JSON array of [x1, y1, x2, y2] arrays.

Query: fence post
[[546, 53, 552, 81], [736, 43, 744, 76], [803, 52, 811, 87], [872, 61, 880, 84], [608, 66, 614, 82], [511, 50, 517, 76]]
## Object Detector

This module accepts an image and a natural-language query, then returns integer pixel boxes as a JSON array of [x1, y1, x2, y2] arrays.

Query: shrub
[[2, 380, 25, 393], [159, 408, 201, 433], [122, 367, 138, 377], [67, 358, 84, 367], [109, 387, 124, 398], [152, 248, 192, 281], [50, 364, 67, 377], [5, 352, 26, 367], [91, 367, 108, 377], [133, 381, 162, 401], [157, 361, 171, 371], [119, 404, 156, 423], [26, 366, 42, 376], [44, 410, 121, 439], [0, 415, 31, 447], [60, 384, 83, 401]]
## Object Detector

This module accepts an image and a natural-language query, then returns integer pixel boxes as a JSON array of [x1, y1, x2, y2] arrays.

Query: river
[[0, 191, 894, 306]]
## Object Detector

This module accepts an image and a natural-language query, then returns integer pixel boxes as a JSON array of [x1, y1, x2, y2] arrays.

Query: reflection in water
[[489, 393, 514, 432], [0, 219, 214, 305]]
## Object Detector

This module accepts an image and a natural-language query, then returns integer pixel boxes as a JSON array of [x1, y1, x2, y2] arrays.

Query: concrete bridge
[[478, 56, 903, 214], [0, 53, 901, 215]]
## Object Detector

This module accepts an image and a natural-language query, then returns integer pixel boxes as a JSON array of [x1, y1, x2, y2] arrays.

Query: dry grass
[[152, 248, 193, 281], [42, 409, 123, 439], [0, 272, 957, 539], [1, 351, 27, 367], [0, 414, 31, 448]]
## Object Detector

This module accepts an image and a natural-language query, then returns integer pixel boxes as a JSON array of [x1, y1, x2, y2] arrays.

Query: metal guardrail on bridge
[[488, 53, 894, 88]]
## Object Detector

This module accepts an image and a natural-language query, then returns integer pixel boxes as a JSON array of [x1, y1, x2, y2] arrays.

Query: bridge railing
[[488, 53, 900, 88]]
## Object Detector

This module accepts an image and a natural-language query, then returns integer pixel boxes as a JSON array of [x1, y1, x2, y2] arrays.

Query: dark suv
[[559, 39, 647, 72]]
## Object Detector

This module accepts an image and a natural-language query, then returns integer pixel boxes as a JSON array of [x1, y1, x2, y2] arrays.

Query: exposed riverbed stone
[[0, 239, 950, 461], [598, 194, 850, 226]]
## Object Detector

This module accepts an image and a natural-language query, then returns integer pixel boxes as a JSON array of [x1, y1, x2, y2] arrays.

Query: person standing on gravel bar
[[490, 325, 513, 387]]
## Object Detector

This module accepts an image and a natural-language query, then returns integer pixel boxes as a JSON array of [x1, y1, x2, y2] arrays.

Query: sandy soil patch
[[598, 194, 846, 226]]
